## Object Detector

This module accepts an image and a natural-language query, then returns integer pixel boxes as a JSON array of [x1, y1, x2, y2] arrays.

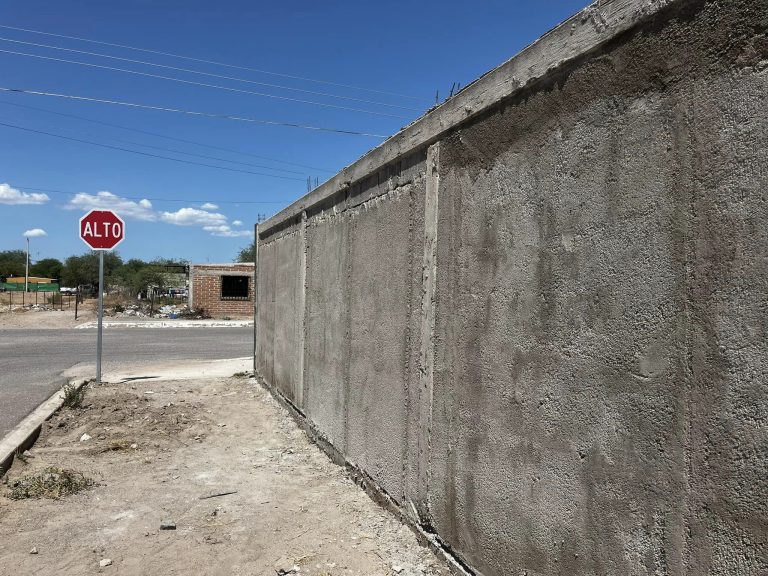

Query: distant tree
[[236, 240, 256, 263], [0, 250, 26, 278], [61, 252, 123, 289], [129, 267, 166, 296], [30, 258, 63, 280]]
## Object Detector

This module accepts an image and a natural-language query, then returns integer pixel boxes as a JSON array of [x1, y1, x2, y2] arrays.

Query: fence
[[1, 282, 59, 292], [4, 290, 78, 310]]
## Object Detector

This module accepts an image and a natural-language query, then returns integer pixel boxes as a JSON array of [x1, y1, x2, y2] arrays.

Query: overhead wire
[[0, 36, 422, 112], [0, 23, 427, 102], [0, 48, 411, 119], [0, 100, 304, 175], [0, 119, 309, 180], [10, 184, 287, 204], [0, 99, 334, 173], [0, 86, 390, 138]]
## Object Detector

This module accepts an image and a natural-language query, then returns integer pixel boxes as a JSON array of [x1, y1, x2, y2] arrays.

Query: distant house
[[188, 263, 254, 318], [1, 276, 59, 292]]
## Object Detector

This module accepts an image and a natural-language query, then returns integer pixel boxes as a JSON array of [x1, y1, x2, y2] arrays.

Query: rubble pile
[[2, 304, 56, 313], [112, 303, 209, 319]]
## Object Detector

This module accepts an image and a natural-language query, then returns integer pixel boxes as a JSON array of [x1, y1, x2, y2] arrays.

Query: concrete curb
[[252, 373, 475, 576], [74, 320, 253, 329], [0, 379, 89, 475]]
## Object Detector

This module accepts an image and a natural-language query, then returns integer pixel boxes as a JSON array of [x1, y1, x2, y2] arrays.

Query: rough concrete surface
[[255, 1, 768, 574], [0, 373, 451, 576]]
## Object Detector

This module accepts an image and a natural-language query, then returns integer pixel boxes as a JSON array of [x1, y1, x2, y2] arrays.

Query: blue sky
[[0, 0, 587, 264]]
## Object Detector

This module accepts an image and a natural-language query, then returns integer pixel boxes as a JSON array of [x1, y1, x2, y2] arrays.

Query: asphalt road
[[0, 327, 253, 436]]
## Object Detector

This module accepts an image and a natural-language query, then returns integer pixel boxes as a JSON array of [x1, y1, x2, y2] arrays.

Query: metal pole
[[96, 251, 104, 384], [25, 237, 29, 293], [75, 290, 79, 320]]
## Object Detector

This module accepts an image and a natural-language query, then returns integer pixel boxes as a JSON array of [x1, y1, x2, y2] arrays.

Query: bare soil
[[0, 375, 450, 576], [0, 297, 96, 329]]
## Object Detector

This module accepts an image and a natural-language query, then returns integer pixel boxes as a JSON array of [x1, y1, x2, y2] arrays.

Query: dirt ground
[[0, 297, 96, 329], [0, 374, 451, 576]]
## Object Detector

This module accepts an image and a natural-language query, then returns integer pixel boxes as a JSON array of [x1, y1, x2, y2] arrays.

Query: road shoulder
[[0, 372, 449, 576]]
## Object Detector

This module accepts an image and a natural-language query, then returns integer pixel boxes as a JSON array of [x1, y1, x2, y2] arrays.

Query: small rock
[[392, 566, 404, 574], [22, 450, 34, 459], [99, 559, 112, 567], [29, 547, 38, 555], [160, 521, 176, 530], [130, 444, 138, 450], [80, 433, 92, 442]]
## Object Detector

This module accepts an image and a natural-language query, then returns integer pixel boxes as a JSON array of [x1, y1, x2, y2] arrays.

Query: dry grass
[[7, 467, 96, 500]]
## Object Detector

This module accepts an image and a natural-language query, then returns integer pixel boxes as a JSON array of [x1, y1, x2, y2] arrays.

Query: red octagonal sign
[[79, 210, 125, 250]]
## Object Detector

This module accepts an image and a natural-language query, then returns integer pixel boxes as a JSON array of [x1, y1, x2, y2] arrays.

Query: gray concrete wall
[[255, 1, 768, 574]]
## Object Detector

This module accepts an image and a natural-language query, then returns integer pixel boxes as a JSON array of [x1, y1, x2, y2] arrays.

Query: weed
[[62, 382, 86, 409], [232, 372, 251, 379], [14, 450, 28, 465], [7, 467, 96, 499]]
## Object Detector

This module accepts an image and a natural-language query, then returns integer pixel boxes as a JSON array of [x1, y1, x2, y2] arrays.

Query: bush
[[62, 382, 86, 409]]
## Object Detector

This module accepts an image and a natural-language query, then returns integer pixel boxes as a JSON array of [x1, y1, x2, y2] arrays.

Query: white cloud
[[0, 183, 49, 205], [65, 191, 156, 221], [203, 225, 254, 238], [160, 207, 227, 227], [60, 192, 247, 238], [23, 228, 47, 238]]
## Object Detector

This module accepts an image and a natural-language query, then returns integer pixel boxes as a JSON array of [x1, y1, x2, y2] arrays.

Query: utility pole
[[25, 236, 29, 293]]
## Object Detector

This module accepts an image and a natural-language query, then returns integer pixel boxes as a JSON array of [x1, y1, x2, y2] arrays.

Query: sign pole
[[96, 250, 104, 385], [79, 209, 125, 385]]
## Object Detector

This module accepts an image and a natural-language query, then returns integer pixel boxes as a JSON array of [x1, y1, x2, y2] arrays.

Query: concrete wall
[[255, 1, 768, 574], [189, 263, 254, 318]]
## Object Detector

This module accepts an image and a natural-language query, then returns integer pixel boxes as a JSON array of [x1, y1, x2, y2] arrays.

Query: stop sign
[[79, 210, 125, 250]]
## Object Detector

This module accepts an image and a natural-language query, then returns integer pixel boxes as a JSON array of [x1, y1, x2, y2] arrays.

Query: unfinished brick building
[[188, 263, 254, 318]]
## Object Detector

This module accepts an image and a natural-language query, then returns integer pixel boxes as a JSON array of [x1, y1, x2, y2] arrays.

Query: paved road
[[0, 328, 253, 436]]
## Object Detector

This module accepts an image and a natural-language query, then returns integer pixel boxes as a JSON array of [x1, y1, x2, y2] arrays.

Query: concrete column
[[415, 142, 440, 521], [253, 223, 259, 374], [188, 265, 194, 309], [296, 211, 308, 409]]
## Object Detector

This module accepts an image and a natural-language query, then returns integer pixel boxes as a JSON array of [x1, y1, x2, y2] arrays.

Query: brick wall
[[190, 263, 254, 318]]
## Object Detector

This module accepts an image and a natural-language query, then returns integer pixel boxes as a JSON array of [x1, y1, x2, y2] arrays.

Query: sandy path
[[0, 373, 449, 576]]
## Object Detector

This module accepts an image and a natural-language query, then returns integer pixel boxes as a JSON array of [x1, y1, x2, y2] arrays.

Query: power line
[[0, 48, 411, 119], [0, 36, 422, 112], [0, 23, 427, 102], [0, 86, 390, 138], [11, 184, 287, 204], [0, 99, 334, 173], [0, 119, 309, 180], [0, 100, 304, 175]]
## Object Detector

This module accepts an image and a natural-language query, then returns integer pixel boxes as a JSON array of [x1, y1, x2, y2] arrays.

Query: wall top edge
[[258, 0, 681, 238]]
